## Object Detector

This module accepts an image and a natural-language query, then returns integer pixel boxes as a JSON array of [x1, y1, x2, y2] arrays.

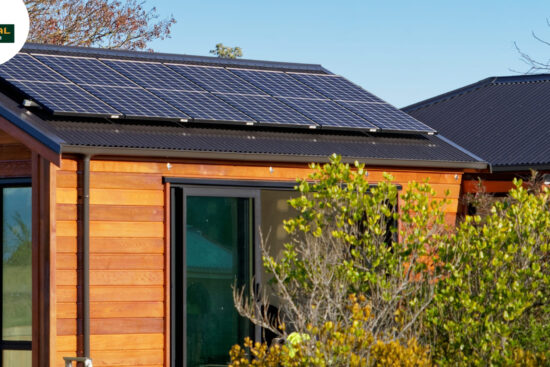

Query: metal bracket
[[63, 356, 93, 367]]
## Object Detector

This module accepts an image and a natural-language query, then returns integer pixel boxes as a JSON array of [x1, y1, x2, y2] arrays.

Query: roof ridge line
[[402, 77, 496, 113], [21, 43, 332, 74]]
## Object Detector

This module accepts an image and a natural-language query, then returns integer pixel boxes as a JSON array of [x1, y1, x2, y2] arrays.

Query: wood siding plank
[[91, 286, 164, 302]]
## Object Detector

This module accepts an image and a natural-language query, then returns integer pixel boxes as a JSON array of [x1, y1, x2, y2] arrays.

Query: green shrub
[[427, 180, 550, 365]]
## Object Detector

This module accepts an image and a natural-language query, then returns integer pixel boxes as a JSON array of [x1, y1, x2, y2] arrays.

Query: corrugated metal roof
[[0, 44, 486, 169], [404, 74, 550, 169], [31, 118, 481, 166]]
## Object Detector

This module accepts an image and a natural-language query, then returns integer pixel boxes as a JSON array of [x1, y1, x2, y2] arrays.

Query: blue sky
[[147, 1, 550, 107]]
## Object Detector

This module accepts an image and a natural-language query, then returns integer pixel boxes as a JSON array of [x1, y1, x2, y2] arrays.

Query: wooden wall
[[0, 130, 32, 177], [52, 156, 464, 367]]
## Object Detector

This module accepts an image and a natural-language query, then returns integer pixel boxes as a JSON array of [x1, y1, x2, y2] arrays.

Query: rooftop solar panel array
[[152, 90, 253, 123], [230, 69, 323, 99], [168, 64, 266, 95], [289, 73, 385, 103], [340, 101, 436, 133], [280, 97, 377, 130], [0, 53, 121, 116], [0, 50, 436, 134], [217, 94, 316, 126], [103, 59, 204, 92]]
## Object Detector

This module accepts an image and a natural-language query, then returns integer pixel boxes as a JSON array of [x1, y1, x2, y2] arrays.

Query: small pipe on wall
[[82, 155, 91, 359]]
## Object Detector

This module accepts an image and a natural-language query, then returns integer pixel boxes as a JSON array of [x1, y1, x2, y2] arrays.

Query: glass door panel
[[185, 196, 252, 367], [2, 187, 32, 341]]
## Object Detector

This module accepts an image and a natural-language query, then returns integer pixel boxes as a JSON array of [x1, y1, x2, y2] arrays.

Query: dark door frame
[[170, 184, 264, 367]]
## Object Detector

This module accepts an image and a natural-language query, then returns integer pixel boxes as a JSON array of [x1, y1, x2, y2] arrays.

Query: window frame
[[0, 178, 32, 363]]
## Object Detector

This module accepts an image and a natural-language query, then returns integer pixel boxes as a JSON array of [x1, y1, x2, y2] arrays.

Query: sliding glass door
[[1, 184, 32, 367], [172, 187, 259, 367]]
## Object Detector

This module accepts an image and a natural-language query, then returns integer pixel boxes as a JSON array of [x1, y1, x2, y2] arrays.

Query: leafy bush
[[232, 155, 445, 364], [229, 295, 431, 367], [230, 156, 550, 366], [427, 179, 550, 365]]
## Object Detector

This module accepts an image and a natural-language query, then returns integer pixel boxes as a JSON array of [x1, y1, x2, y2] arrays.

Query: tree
[[25, 0, 176, 50], [231, 155, 447, 365], [426, 179, 550, 366], [515, 18, 550, 73], [230, 156, 550, 366], [210, 43, 243, 59]]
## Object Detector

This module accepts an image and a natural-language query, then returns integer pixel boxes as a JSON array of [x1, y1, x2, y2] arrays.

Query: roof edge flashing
[[60, 144, 488, 170], [403, 77, 496, 113], [21, 43, 331, 74]]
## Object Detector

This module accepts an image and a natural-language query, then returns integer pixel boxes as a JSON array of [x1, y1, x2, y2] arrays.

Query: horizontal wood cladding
[[57, 302, 163, 319], [0, 131, 32, 177], [57, 188, 164, 206], [57, 204, 164, 222], [54, 156, 464, 367], [57, 318, 164, 336], [57, 221, 164, 238], [55, 350, 163, 366], [57, 237, 164, 254], [462, 179, 517, 193], [57, 254, 164, 270], [57, 333, 164, 352], [57, 270, 164, 286], [57, 286, 163, 303]]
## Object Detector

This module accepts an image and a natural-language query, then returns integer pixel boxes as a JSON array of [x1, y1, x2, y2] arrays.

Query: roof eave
[[491, 164, 550, 172], [60, 144, 488, 170], [0, 94, 62, 165]]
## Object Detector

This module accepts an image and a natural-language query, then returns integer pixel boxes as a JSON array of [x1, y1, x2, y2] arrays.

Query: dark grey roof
[[404, 74, 550, 171], [0, 44, 485, 169], [41, 119, 483, 166], [0, 88, 485, 168]]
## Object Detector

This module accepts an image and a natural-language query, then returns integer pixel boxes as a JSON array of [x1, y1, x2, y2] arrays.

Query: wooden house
[[0, 43, 485, 367], [404, 74, 550, 199]]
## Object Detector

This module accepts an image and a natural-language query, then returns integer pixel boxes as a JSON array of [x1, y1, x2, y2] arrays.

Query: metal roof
[[24, 117, 481, 168], [0, 44, 486, 169], [404, 74, 550, 171]]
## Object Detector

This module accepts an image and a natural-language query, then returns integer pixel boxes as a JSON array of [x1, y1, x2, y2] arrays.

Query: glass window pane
[[3, 187, 32, 341], [2, 349, 32, 367], [186, 196, 252, 367]]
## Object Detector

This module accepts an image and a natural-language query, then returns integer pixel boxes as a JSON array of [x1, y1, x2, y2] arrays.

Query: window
[[0, 183, 32, 367]]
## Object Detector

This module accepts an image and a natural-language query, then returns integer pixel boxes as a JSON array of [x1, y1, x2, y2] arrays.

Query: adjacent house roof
[[0, 43, 486, 169], [404, 74, 550, 171]]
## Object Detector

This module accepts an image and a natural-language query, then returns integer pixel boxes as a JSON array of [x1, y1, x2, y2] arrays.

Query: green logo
[[0, 25, 14, 43]]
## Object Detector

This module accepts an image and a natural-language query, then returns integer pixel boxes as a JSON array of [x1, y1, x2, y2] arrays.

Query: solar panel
[[217, 94, 316, 127], [8, 80, 121, 116], [0, 53, 67, 83], [167, 64, 266, 95], [289, 73, 384, 103], [150, 90, 253, 123], [82, 85, 189, 120], [102, 59, 204, 92], [279, 97, 378, 130], [229, 69, 323, 99], [34, 55, 136, 87], [338, 101, 436, 133]]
